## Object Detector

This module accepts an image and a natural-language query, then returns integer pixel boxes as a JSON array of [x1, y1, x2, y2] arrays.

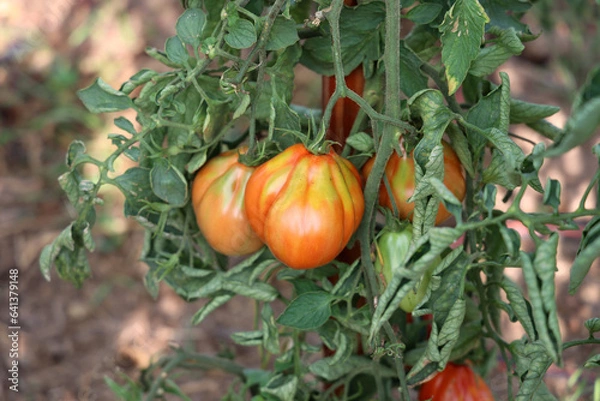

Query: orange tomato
[[191, 148, 263, 256], [244, 143, 364, 269], [362, 141, 466, 225]]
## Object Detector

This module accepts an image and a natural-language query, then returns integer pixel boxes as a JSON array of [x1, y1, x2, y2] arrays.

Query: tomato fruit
[[362, 141, 466, 225], [418, 362, 495, 401], [244, 143, 364, 269], [191, 147, 263, 256], [375, 224, 437, 312]]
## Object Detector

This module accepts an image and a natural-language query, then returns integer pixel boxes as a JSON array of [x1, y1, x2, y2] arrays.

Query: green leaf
[[77, 78, 133, 113], [262, 374, 298, 401], [191, 294, 233, 325], [510, 99, 561, 124], [546, 68, 600, 157], [346, 132, 375, 153], [266, 17, 299, 51], [439, 0, 490, 94], [300, 2, 385, 76], [176, 8, 206, 47], [261, 304, 280, 355], [186, 149, 207, 174], [502, 277, 536, 339], [479, 0, 532, 33], [542, 178, 561, 213], [584, 354, 600, 369], [149, 159, 188, 207], [114, 116, 137, 135], [521, 237, 562, 364], [65, 140, 87, 168], [231, 330, 263, 346], [399, 41, 429, 98], [405, 3, 443, 24], [309, 355, 395, 382], [165, 35, 189, 65], [222, 279, 278, 302], [225, 18, 257, 49], [569, 233, 600, 295], [469, 27, 524, 77], [115, 167, 161, 217], [277, 291, 333, 330], [510, 339, 556, 401]]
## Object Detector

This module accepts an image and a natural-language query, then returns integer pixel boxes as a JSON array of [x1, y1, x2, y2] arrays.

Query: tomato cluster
[[191, 138, 465, 270], [191, 143, 364, 269]]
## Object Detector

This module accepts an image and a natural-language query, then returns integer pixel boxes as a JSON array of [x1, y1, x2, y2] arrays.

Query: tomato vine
[[40, 0, 600, 400]]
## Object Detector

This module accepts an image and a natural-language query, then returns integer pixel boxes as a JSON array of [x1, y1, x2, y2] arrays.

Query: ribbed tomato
[[418, 363, 495, 401], [191, 148, 263, 256], [244, 143, 364, 269], [362, 141, 466, 225]]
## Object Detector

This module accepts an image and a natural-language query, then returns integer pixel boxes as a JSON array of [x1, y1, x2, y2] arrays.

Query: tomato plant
[[244, 143, 364, 269], [374, 223, 438, 313], [40, 0, 600, 400], [363, 141, 466, 225], [191, 147, 263, 256], [418, 362, 495, 401]]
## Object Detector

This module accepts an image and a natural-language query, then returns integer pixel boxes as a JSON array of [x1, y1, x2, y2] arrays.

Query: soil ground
[[1, 1, 599, 400]]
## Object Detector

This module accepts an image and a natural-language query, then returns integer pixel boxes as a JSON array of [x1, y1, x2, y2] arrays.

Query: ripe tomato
[[191, 148, 263, 256], [362, 141, 466, 225], [418, 362, 495, 401], [244, 143, 364, 269], [375, 224, 437, 312]]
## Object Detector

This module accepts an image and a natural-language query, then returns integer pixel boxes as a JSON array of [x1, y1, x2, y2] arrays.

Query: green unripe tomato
[[375, 225, 438, 313]]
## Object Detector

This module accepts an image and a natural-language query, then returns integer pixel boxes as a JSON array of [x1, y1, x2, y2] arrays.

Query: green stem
[[563, 337, 600, 350]]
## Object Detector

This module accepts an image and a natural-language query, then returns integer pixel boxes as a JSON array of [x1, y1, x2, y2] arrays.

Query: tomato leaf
[[277, 292, 333, 330], [309, 355, 395, 382], [77, 78, 133, 113], [469, 27, 524, 77], [149, 159, 188, 207], [479, 0, 532, 33], [165, 35, 189, 65], [546, 67, 600, 157], [176, 8, 206, 47], [510, 99, 561, 124], [300, 2, 385, 76], [346, 132, 375, 153], [542, 178, 561, 213], [407, 252, 469, 385], [261, 304, 281, 355], [502, 277, 536, 339], [584, 354, 600, 369], [405, 3, 443, 24], [115, 167, 161, 217], [521, 235, 562, 364], [439, 0, 490, 94], [191, 294, 234, 325], [399, 41, 429, 98], [262, 374, 298, 401], [266, 17, 299, 51], [225, 18, 257, 49], [569, 216, 600, 294], [510, 339, 557, 401]]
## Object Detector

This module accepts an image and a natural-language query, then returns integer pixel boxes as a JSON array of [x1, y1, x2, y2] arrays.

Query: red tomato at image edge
[[418, 363, 495, 401]]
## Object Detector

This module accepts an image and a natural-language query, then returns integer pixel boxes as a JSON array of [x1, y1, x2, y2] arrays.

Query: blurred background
[[0, 0, 598, 400]]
